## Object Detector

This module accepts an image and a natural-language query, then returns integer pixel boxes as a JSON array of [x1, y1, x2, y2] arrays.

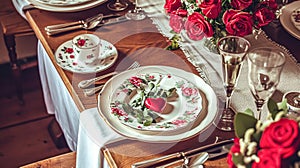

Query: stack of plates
[[97, 66, 218, 143], [27, 0, 107, 12]]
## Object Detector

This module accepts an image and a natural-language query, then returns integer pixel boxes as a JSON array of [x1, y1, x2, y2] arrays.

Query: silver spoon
[[45, 13, 121, 31], [46, 14, 104, 35]]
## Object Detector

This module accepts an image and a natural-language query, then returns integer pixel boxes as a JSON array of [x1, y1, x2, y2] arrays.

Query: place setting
[[96, 65, 219, 142]]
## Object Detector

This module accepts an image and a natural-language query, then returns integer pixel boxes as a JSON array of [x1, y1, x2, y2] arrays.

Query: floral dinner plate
[[54, 39, 117, 74], [110, 72, 202, 131], [98, 66, 218, 143]]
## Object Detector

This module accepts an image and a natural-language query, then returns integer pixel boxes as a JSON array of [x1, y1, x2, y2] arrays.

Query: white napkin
[[12, 0, 34, 19], [76, 107, 122, 168]]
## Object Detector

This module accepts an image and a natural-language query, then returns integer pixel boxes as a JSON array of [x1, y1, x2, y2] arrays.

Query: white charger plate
[[280, 1, 300, 40], [97, 66, 218, 143], [54, 38, 118, 74], [28, 0, 107, 12]]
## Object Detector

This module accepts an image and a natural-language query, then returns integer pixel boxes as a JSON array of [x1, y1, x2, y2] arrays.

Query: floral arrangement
[[164, 0, 278, 49], [227, 99, 300, 168]]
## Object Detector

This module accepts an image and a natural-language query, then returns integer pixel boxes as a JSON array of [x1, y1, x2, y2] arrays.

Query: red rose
[[257, 0, 278, 11], [227, 138, 240, 168], [169, 13, 185, 33], [184, 12, 213, 40], [198, 0, 221, 19], [254, 7, 276, 28], [252, 149, 281, 168], [164, 0, 182, 13], [223, 9, 253, 37], [172, 8, 188, 17], [230, 0, 252, 10], [260, 118, 300, 158], [227, 153, 237, 168]]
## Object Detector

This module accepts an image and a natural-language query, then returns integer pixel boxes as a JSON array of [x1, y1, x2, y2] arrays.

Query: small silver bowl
[[283, 91, 300, 115]]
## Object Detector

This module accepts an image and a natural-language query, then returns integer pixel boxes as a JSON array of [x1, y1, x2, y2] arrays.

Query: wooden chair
[[0, 0, 36, 104], [0, 1, 67, 150], [20, 152, 76, 168]]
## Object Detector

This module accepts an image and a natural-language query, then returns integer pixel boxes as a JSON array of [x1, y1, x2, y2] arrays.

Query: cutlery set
[[45, 13, 128, 35], [78, 61, 140, 96], [131, 139, 233, 168]]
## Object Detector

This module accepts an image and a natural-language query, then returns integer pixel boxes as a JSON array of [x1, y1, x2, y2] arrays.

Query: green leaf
[[278, 98, 288, 113], [143, 115, 153, 126], [267, 99, 278, 119], [234, 112, 257, 138], [243, 108, 255, 117], [252, 131, 262, 143], [232, 153, 244, 166]]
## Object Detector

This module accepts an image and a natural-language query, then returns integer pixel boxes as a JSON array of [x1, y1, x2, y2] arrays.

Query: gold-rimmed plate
[[97, 66, 218, 143]]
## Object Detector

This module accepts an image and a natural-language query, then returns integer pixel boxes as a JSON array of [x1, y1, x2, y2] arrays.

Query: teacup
[[72, 34, 101, 66]]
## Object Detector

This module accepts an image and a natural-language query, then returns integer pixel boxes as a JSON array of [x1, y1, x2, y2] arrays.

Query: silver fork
[[81, 61, 140, 96]]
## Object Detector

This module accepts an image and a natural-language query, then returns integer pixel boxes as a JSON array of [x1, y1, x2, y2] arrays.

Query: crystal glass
[[125, 0, 146, 20], [216, 36, 251, 131], [247, 47, 286, 120], [107, 0, 128, 11]]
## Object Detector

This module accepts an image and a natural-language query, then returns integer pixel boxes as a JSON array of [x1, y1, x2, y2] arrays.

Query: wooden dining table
[[22, 0, 299, 167]]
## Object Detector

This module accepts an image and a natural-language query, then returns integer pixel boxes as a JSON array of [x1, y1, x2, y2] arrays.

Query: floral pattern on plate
[[110, 72, 202, 131], [291, 7, 300, 31], [54, 39, 117, 74]]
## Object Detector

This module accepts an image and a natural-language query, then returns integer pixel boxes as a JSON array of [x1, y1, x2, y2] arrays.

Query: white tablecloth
[[38, 41, 79, 151]]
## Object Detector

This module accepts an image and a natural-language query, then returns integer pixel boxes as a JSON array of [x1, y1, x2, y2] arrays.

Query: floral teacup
[[72, 34, 101, 66]]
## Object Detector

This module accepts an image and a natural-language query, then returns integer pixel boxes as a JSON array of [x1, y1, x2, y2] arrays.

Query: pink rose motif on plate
[[181, 86, 198, 97], [171, 119, 186, 126], [111, 107, 128, 117], [129, 76, 144, 87]]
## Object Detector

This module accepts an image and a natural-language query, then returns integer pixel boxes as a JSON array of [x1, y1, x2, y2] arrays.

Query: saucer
[[55, 39, 118, 74]]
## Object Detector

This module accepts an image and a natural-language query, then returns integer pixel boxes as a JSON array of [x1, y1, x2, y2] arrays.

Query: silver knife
[[131, 139, 233, 168], [96, 15, 128, 27]]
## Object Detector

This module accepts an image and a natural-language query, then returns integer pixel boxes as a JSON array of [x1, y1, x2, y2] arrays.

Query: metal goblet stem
[[107, 0, 128, 12], [125, 0, 146, 20]]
